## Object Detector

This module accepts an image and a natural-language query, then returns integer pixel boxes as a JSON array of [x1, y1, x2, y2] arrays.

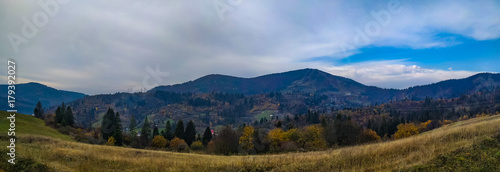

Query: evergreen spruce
[[202, 126, 212, 146], [163, 121, 174, 140], [184, 120, 196, 146], [113, 112, 123, 146], [101, 108, 116, 141], [174, 120, 184, 139], [153, 125, 159, 137], [62, 106, 74, 126], [34, 101, 44, 118], [140, 117, 152, 147]]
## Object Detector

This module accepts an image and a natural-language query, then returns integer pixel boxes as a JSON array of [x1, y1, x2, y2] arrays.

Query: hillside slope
[[0, 111, 72, 141], [2, 113, 499, 171], [0, 83, 86, 115]]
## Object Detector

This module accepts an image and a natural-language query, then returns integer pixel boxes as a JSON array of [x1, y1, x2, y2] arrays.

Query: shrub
[[358, 128, 381, 143], [206, 140, 216, 154], [177, 142, 189, 152], [151, 135, 168, 149], [190, 141, 204, 151], [170, 137, 186, 149], [106, 136, 116, 146], [280, 141, 299, 152]]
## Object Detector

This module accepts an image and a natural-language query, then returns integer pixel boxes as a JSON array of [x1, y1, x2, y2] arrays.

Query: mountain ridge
[[0, 82, 86, 114]]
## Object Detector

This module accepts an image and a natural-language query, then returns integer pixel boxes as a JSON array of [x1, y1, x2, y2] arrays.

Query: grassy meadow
[[1, 111, 499, 171]]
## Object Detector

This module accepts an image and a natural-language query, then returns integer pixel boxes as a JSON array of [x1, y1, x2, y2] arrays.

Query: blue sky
[[0, 0, 499, 94], [313, 37, 500, 72]]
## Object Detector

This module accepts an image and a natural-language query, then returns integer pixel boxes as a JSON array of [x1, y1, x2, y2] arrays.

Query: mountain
[[0, 82, 86, 115], [402, 73, 500, 99], [43, 69, 500, 130], [153, 69, 373, 94], [153, 69, 500, 101]]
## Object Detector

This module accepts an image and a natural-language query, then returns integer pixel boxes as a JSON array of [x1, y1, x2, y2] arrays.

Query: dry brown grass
[[4, 115, 500, 172]]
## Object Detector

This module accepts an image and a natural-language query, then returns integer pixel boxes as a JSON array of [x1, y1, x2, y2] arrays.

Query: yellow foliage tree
[[299, 125, 327, 150], [417, 120, 432, 133], [267, 128, 285, 148], [151, 135, 168, 148], [283, 128, 300, 142], [393, 123, 419, 139], [106, 136, 116, 146], [239, 126, 255, 150]]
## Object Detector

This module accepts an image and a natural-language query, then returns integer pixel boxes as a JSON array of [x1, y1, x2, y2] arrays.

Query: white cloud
[[320, 60, 477, 89], [0, 0, 498, 94]]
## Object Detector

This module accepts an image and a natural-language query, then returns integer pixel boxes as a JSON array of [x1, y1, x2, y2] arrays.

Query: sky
[[0, 0, 499, 95]]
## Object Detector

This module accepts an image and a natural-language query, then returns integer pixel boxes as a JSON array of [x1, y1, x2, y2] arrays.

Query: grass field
[[0, 111, 72, 141], [1, 111, 499, 171]]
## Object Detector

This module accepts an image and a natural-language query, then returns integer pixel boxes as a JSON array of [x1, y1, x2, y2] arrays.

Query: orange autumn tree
[[393, 123, 419, 139]]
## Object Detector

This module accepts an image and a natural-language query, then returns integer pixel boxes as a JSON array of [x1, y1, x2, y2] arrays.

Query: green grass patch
[[0, 111, 72, 141], [254, 110, 274, 121], [91, 112, 106, 128], [408, 133, 500, 171]]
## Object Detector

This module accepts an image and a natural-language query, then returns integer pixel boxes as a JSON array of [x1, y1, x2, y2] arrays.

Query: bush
[[190, 141, 204, 151], [106, 136, 116, 146], [280, 141, 299, 152], [206, 140, 216, 154], [358, 128, 381, 144], [177, 142, 190, 152], [170, 137, 186, 149], [151, 135, 168, 149]]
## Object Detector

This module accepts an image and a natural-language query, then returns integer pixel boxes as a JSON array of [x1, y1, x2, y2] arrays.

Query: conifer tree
[[55, 102, 66, 124], [140, 117, 152, 147], [174, 120, 184, 139], [153, 125, 159, 137], [129, 115, 137, 137], [55, 106, 62, 124], [62, 106, 74, 126], [163, 120, 174, 140], [184, 120, 196, 146], [113, 112, 123, 146], [34, 101, 44, 118], [101, 108, 116, 141], [202, 126, 212, 146]]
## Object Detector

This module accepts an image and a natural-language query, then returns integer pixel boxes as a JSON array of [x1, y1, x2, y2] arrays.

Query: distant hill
[[402, 73, 500, 99], [60, 69, 500, 130], [0, 82, 86, 115], [153, 69, 375, 94], [153, 69, 500, 101]]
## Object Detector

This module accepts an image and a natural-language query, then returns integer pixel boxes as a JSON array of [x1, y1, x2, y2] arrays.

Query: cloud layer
[[0, 0, 499, 94]]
